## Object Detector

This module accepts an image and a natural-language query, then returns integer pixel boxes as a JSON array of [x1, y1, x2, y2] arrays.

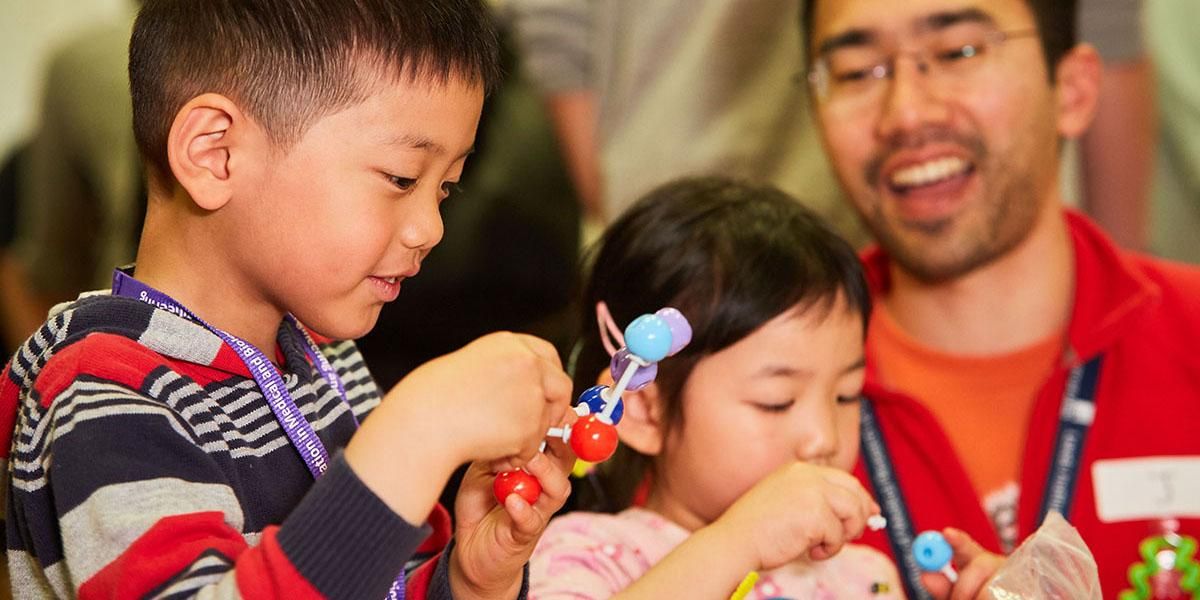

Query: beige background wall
[[0, 0, 133, 158]]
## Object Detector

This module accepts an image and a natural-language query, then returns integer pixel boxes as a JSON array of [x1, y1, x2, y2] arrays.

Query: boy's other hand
[[920, 528, 1004, 600], [450, 440, 575, 600]]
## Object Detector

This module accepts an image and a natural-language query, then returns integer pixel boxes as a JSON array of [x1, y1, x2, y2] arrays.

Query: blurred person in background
[[508, 0, 866, 247], [1146, 0, 1200, 264], [0, 7, 142, 352], [1076, 0, 1156, 251]]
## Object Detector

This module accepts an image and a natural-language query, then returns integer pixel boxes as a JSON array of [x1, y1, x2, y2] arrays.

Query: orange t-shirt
[[868, 306, 1064, 549]]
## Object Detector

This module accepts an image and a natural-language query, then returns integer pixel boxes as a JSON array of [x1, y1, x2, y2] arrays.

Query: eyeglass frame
[[805, 26, 1040, 104]]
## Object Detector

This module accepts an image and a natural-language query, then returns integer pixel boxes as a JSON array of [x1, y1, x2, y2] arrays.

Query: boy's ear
[[1053, 43, 1102, 140], [166, 93, 248, 211], [614, 382, 666, 456]]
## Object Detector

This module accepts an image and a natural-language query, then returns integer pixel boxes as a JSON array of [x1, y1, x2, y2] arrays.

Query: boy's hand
[[449, 440, 575, 600], [711, 462, 880, 570], [920, 528, 1005, 600], [346, 332, 572, 526], [438, 332, 574, 463]]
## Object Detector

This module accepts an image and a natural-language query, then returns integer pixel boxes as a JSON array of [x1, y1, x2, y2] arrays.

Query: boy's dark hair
[[573, 176, 870, 511], [129, 0, 502, 184], [798, 0, 1077, 76]]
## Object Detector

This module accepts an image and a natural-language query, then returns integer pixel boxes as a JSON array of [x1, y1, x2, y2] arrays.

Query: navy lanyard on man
[[112, 268, 406, 600], [859, 356, 1104, 599]]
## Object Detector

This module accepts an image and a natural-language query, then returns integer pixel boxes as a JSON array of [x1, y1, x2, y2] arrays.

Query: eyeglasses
[[807, 25, 1039, 107]]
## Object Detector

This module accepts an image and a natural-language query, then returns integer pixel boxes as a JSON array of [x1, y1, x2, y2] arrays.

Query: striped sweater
[[1, 293, 458, 599]]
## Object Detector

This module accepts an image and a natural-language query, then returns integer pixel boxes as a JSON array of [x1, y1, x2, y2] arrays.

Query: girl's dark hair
[[574, 176, 870, 511], [129, 0, 502, 185]]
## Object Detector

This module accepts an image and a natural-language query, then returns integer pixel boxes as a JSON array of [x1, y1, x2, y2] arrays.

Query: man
[[801, 0, 1200, 597]]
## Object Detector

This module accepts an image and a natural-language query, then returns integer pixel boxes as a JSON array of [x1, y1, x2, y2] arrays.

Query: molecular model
[[493, 308, 692, 505]]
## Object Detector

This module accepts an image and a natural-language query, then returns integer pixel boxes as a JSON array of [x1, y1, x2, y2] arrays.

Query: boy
[[0, 1, 575, 598]]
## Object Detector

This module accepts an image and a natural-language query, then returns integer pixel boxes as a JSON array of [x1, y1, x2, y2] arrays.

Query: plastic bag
[[986, 511, 1102, 600]]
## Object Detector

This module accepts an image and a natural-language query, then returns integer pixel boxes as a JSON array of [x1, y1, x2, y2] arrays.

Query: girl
[[530, 177, 902, 598]]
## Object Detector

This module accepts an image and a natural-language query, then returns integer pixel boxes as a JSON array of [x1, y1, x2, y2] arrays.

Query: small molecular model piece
[[493, 308, 692, 505], [912, 530, 959, 583], [492, 470, 541, 506], [867, 514, 888, 531]]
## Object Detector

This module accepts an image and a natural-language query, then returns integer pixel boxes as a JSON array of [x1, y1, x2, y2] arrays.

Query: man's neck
[[133, 207, 285, 360], [883, 203, 1075, 356]]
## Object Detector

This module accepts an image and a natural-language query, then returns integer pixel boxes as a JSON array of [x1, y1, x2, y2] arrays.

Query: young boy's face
[[228, 74, 484, 340]]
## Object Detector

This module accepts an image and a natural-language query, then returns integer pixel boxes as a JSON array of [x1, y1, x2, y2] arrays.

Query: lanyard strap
[[112, 269, 346, 478], [1037, 355, 1104, 523], [112, 270, 404, 598], [286, 313, 350, 403], [861, 355, 1104, 597], [860, 398, 930, 600]]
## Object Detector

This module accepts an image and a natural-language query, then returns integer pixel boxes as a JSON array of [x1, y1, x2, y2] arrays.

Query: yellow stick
[[730, 571, 758, 600]]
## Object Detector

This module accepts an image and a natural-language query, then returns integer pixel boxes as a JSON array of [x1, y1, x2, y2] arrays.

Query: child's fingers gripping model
[[494, 308, 692, 504]]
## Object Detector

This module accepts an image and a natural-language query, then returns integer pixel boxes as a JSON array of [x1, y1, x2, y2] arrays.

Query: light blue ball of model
[[623, 314, 673, 363]]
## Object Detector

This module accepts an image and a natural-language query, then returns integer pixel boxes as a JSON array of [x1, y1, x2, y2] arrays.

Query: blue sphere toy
[[577, 385, 623, 425], [912, 531, 953, 572], [624, 314, 673, 363]]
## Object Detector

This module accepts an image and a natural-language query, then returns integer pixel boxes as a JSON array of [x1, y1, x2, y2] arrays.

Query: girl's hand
[[920, 528, 1005, 600], [712, 462, 880, 570]]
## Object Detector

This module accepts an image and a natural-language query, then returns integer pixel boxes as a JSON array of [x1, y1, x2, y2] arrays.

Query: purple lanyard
[[112, 269, 405, 598]]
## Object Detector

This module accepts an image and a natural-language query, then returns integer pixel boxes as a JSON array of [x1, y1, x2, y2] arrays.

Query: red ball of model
[[569, 415, 619, 462], [493, 469, 541, 505]]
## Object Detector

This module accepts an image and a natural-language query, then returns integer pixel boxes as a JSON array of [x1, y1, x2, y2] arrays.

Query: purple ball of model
[[610, 348, 658, 392]]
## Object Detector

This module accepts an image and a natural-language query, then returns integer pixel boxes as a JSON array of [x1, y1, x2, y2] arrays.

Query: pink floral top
[[530, 508, 905, 599]]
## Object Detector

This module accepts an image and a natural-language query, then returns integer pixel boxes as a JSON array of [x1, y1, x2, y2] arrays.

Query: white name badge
[[1092, 457, 1200, 523]]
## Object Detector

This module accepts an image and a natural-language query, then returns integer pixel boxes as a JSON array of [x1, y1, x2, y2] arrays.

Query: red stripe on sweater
[[30, 333, 264, 409], [235, 527, 324, 599], [77, 511, 312, 598], [33, 333, 173, 408], [0, 362, 17, 460], [211, 343, 255, 378]]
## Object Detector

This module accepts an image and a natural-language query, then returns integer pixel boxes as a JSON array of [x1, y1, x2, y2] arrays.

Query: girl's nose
[[796, 401, 838, 465]]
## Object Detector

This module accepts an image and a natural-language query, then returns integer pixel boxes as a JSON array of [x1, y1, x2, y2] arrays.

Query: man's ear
[[1053, 43, 1103, 140], [166, 93, 248, 211], [615, 382, 666, 456]]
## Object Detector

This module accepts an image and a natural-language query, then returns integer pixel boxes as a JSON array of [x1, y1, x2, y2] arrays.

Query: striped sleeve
[[8, 334, 430, 599]]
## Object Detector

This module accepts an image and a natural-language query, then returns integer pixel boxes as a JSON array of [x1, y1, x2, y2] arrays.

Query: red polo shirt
[[853, 210, 1200, 596]]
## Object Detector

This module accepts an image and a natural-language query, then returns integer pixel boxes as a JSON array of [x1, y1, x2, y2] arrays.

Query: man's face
[[810, 0, 1064, 283]]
